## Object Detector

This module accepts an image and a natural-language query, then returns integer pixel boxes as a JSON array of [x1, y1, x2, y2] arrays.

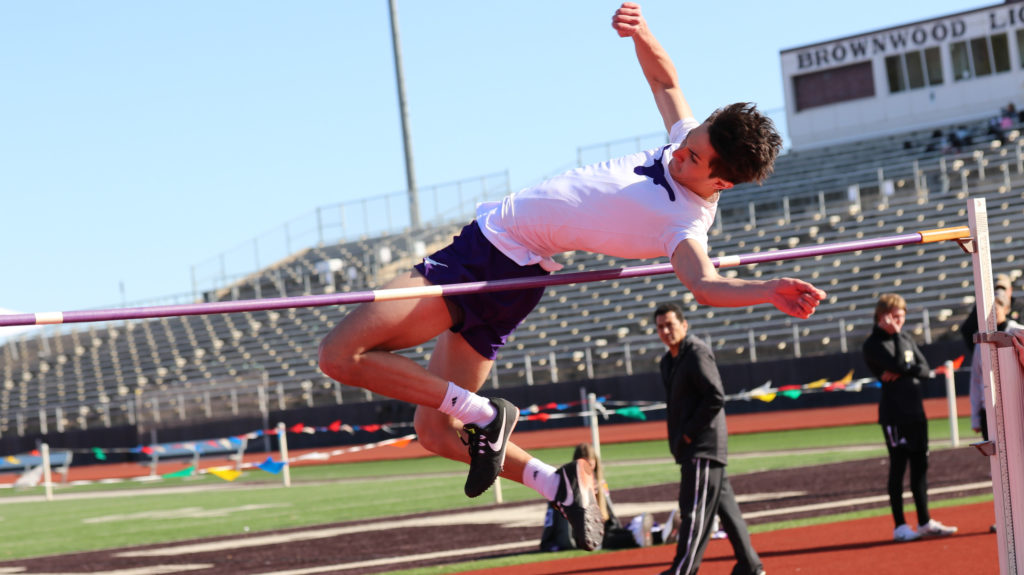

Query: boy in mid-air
[[319, 2, 825, 551]]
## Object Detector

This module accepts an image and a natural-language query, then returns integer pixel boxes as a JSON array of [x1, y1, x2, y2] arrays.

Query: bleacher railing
[[189, 171, 510, 298]]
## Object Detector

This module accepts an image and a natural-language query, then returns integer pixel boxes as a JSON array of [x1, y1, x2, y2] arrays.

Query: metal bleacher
[[2, 115, 1023, 437]]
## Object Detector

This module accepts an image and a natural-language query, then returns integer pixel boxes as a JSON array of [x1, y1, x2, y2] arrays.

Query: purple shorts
[[413, 220, 549, 360]]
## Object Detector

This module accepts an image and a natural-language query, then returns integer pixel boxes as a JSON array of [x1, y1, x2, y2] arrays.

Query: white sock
[[437, 381, 496, 427], [524, 458, 559, 501]]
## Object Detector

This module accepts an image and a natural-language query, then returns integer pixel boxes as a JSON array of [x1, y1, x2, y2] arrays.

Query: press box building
[[782, 1, 1024, 150]]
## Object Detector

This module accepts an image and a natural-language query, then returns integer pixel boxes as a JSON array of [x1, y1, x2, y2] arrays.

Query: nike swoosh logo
[[486, 416, 507, 452], [559, 469, 574, 507], [423, 256, 448, 268]]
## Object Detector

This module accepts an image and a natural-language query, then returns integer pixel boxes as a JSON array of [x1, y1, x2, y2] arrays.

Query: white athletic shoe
[[918, 518, 958, 537], [628, 512, 653, 547], [893, 523, 921, 542]]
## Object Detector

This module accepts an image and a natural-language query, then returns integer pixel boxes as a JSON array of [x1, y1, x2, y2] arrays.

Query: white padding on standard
[[34, 312, 64, 325], [373, 285, 444, 302], [718, 255, 742, 268]]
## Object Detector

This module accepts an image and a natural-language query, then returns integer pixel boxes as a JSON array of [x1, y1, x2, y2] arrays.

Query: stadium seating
[[1, 113, 1022, 436]]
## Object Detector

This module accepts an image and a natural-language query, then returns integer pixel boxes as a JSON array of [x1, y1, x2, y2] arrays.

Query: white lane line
[[115, 481, 991, 559], [84, 503, 289, 524], [117, 502, 552, 558], [252, 541, 538, 575], [0, 565, 212, 575], [744, 481, 992, 519]]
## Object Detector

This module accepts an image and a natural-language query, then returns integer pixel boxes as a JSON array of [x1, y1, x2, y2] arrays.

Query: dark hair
[[653, 302, 685, 323], [705, 102, 782, 185]]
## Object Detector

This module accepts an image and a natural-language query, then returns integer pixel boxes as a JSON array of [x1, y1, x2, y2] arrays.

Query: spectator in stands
[[654, 302, 765, 575], [960, 273, 1023, 363], [987, 116, 1006, 144], [862, 293, 958, 542], [970, 289, 1024, 440], [317, 2, 825, 553], [954, 125, 972, 148], [539, 442, 672, 552], [1001, 102, 1016, 129]]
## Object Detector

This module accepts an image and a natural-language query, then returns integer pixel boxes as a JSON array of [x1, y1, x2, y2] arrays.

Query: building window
[[886, 47, 943, 93], [1017, 29, 1024, 69], [794, 62, 875, 111], [952, 33, 1010, 81]]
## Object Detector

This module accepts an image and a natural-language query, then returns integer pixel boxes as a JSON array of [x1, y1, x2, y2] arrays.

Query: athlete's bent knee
[[317, 332, 361, 387]]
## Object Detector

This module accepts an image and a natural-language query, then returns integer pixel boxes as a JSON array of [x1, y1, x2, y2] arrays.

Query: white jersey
[[475, 118, 715, 272]]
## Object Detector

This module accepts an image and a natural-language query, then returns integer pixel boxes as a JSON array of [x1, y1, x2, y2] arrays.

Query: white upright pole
[[587, 393, 602, 462], [943, 360, 960, 448], [41, 443, 53, 502], [492, 476, 504, 505], [276, 422, 291, 488]]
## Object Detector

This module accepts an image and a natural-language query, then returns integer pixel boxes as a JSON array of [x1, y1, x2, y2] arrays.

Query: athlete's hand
[[1014, 331, 1024, 368], [612, 2, 645, 38], [769, 278, 826, 319]]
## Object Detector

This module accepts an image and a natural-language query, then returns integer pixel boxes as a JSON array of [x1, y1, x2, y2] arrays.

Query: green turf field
[[0, 416, 983, 564]]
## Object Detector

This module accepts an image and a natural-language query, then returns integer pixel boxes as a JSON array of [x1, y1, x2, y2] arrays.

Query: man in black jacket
[[960, 273, 1023, 362], [862, 293, 957, 542], [654, 302, 763, 575]]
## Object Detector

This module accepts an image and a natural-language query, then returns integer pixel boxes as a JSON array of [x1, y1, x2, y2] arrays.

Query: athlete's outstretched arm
[[612, 2, 692, 131], [671, 239, 827, 319]]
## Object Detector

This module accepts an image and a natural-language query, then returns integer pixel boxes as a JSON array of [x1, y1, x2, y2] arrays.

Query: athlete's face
[[656, 311, 688, 352], [668, 122, 733, 198]]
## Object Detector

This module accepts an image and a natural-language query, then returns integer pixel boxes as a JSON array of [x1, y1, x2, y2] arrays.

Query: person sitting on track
[[318, 1, 825, 552], [539, 442, 673, 552]]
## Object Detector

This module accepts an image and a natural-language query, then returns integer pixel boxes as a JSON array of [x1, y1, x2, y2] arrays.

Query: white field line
[[115, 480, 991, 560], [743, 481, 993, 519], [0, 565, 212, 575], [252, 541, 538, 575]]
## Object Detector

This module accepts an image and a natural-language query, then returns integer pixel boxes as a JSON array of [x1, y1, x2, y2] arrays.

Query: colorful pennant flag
[[614, 406, 647, 421], [164, 466, 195, 478], [208, 467, 242, 481], [257, 457, 285, 475]]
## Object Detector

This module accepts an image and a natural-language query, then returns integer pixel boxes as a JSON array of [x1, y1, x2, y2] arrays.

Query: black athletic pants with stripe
[[718, 474, 764, 575], [667, 458, 724, 575], [666, 459, 762, 575], [883, 422, 931, 527]]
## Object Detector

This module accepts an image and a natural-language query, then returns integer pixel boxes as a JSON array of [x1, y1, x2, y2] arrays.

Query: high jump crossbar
[[0, 225, 970, 328]]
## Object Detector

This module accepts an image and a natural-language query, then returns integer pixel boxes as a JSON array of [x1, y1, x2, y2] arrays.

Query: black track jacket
[[659, 335, 728, 465], [862, 325, 931, 425]]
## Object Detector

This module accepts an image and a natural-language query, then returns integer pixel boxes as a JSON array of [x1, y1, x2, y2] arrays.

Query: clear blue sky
[[1, 1, 979, 324]]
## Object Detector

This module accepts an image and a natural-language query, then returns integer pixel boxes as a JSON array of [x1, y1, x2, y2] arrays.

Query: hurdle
[[966, 197, 1023, 575], [0, 225, 970, 328]]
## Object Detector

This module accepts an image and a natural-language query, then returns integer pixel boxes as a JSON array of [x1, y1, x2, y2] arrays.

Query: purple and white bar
[[0, 226, 970, 328]]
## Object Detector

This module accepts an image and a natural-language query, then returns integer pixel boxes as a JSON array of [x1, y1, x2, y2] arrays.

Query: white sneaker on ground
[[918, 518, 958, 537], [628, 512, 653, 547], [893, 523, 921, 542]]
